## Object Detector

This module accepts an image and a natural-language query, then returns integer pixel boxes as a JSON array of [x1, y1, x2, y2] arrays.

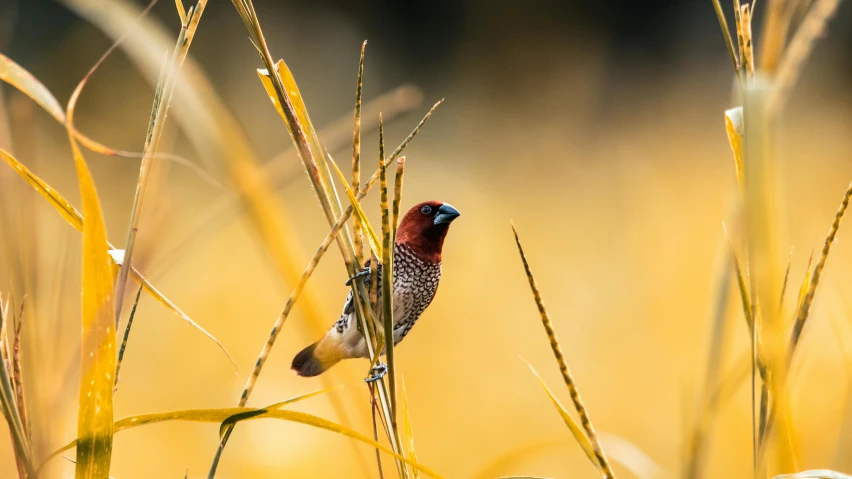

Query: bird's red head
[[395, 201, 461, 263]]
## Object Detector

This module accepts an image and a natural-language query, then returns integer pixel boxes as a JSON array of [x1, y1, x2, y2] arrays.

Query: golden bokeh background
[[2, 1, 852, 478]]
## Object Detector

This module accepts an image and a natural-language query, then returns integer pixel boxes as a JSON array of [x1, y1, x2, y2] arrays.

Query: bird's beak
[[433, 203, 461, 225]]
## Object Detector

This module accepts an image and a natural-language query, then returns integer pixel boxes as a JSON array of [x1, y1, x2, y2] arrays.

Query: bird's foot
[[364, 363, 387, 383], [345, 267, 371, 286]]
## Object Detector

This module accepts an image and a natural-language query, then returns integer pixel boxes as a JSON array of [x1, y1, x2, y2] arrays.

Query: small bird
[[291, 201, 461, 377]]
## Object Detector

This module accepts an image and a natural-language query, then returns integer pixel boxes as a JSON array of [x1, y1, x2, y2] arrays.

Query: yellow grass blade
[[352, 41, 366, 267], [789, 181, 852, 358], [512, 223, 615, 479], [329, 153, 383, 258], [524, 361, 598, 471], [0, 149, 235, 369], [400, 376, 420, 479], [392, 157, 406, 238], [378, 115, 398, 426], [66, 86, 117, 479], [796, 250, 815, 312], [43, 404, 446, 479], [710, 0, 740, 73]]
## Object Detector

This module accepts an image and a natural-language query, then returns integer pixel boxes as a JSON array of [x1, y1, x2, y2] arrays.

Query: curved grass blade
[[0, 149, 236, 370], [66, 81, 117, 479], [0, 52, 218, 185], [217, 386, 338, 436], [43, 405, 446, 479], [523, 360, 597, 471], [512, 223, 615, 479], [114, 0, 207, 322]]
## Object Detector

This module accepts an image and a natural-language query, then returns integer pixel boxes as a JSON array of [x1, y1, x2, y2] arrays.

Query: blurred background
[[2, 0, 852, 477]]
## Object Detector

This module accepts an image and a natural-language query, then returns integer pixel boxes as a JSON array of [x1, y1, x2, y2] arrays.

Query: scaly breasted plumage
[[291, 201, 460, 377]]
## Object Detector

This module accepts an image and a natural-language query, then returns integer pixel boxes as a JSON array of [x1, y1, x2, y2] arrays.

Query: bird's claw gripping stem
[[345, 267, 371, 286], [364, 363, 387, 383]]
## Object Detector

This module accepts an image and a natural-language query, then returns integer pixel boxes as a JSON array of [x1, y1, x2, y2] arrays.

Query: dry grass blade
[[0, 291, 35, 477], [379, 116, 398, 423], [43, 404, 446, 479], [11, 298, 28, 440], [0, 52, 218, 185], [511, 223, 615, 479], [66, 77, 117, 479], [524, 360, 599, 472], [115, 286, 143, 389], [0, 149, 236, 370], [115, 0, 208, 322], [769, 0, 844, 113], [352, 41, 366, 267], [734, 2, 755, 78], [710, 0, 740, 73], [788, 181, 852, 360], [795, 249, 815, 312], [393, 158, 405, 238]]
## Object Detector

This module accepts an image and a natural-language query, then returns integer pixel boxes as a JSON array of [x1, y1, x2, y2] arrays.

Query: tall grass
[[0, 0, 850, 478]]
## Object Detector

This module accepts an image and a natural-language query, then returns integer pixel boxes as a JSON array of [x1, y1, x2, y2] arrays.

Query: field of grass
[[2, 0, 852, 478]]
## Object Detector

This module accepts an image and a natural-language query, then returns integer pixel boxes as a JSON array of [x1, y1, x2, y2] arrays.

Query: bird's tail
[[291, 338, 342, 377]]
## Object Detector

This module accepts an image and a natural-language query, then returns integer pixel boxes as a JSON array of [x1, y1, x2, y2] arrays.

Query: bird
[[291, 201, 461, 377]]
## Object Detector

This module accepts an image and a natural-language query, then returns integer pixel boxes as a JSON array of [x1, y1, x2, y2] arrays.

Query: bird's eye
[[420, 205, 432, 215]]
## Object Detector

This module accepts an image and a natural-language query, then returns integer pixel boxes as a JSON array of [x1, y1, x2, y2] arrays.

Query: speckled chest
[[334, 243, 441, 343], [391, 243, 442, 342]]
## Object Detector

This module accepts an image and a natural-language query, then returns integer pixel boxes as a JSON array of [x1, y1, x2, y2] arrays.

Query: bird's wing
[[338, 261, 384, 326]]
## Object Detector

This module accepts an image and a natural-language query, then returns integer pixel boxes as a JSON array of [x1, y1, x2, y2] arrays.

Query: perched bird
[[291, 201, 461, 377]]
